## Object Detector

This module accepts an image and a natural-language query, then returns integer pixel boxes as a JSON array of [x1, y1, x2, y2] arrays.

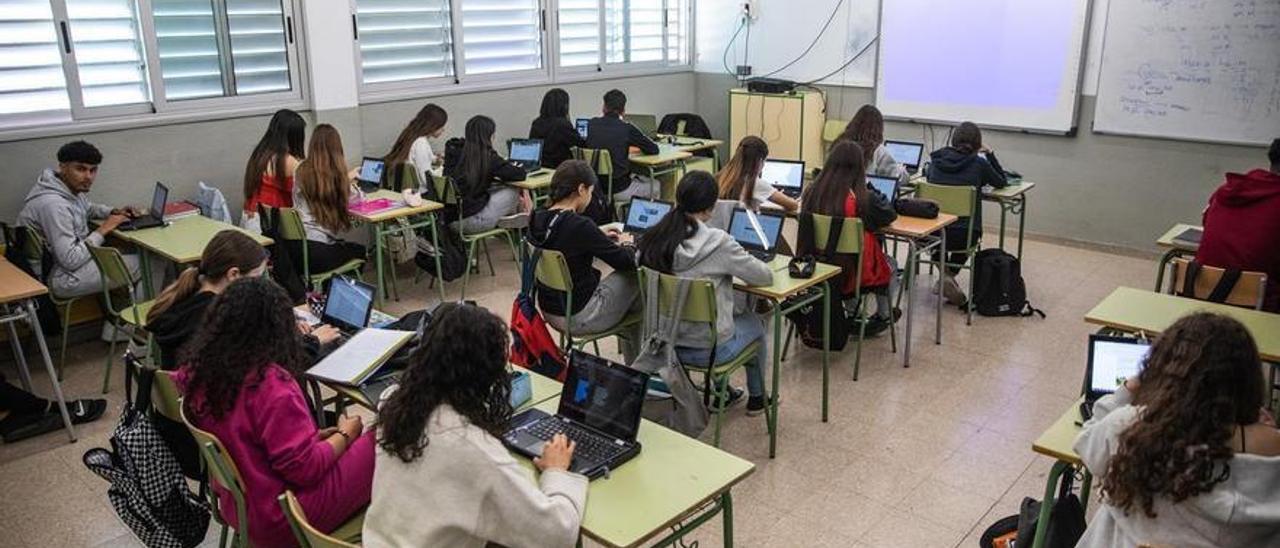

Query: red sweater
[[1196, 169, 1280, 311]]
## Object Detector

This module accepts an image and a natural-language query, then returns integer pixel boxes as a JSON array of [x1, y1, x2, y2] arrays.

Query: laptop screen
[[358, 157, 385, 184], [728, 208, 784, 251], [150, 182, 169, 221], [509, 139, 542, 163], [760, 159, 804, 191], [575, 118, 589, 139], [1086, 336, 1150, 398], [559, 351, 648, 440], [624, 197, 672, 232], [624, 114, 657, 136], [884, 140, 924, 169], [867, 175, 898, 200], [322, 277, 375, 332]]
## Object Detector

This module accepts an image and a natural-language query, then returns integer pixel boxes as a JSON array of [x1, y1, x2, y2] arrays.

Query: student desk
[[1085, 287, 1280, 361], [631, 145, 693, 200], [906, 175, 1037, 260], [1153, 223, 1202, 292], [507, 168, 555, 206], [733, 255, 842, 457], [348, 190, 445, 307], [326, 365, 563, 414], [519, 396, 755, 548], [658, 135, 725, 171], [108, 215, 272, 298], [884, 213, 959, 367], [1030, 400, 1094, 548], [0, 259, 76, 441]]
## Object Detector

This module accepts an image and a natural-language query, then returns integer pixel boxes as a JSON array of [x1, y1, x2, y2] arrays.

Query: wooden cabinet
[[728, 88, 825, 172]]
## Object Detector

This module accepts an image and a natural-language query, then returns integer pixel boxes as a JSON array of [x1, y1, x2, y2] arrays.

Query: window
[[557, 0, 599, 68], [605, 0, 663, 64], [63, 0, 151, 110], [0, 0, 71, 116], [354, 0, 455, 85], [459, 0, 544, 76]]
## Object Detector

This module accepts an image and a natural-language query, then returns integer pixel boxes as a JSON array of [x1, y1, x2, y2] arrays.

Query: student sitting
[[442, 115, 526, 233], [1196, 137, 1280, 312], [637, 171, 774, 414], [293, 124, 367, 273], [586, 89, 660, 204], [925, 121, 1007, 305], [529, 88, 587, 170], [1075, 312, 1280, 548], [799, 141, 899, 336], [384, 103, 448, 190], [241, 109, 306, 232], [529, 160, 641, 361], [364, 302, 585, 548], [716, 136, 798, 213], [0, 374, 105, 443], [174, 277, 372, 547], [18, 140, 141, 299], [838, 104, 909, 184]]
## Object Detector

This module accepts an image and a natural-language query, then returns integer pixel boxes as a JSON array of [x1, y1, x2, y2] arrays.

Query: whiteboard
[[875, 0, 1093, 133], [1093, 0, 1280, 145]]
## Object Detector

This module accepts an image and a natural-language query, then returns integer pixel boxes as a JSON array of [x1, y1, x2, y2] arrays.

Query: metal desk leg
[[372, 222, 387, 307], [722, 491, 734, 548], [937, 230, 946, 345], [768, 300, 782, 458], [903, 240, 917, 367], [1016, 195, 1028, 261], [999, 200, 1008, 251], [428, 213, 446, 304], [5, 315, 34, 392], [821, 283, 830, 423], [24, 301, 75, 442], [1154, 248, 1179, 293], [139, 249, 156, 299], [1031, 461, 1070, 548]]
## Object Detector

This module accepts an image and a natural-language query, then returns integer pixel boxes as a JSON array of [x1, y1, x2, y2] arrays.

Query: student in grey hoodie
[[637, 171, 775, 415], [1074, 312, 1280, 548], [17, 141, 139, 298]]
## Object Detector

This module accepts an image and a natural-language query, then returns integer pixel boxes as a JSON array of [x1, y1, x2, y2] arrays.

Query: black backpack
[[413, 217, 468, 282], [969, 248, 1044, 318], [784, 214, 852, 351]]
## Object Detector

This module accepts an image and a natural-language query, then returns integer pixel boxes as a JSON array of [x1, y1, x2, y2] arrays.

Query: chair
[[88, 245, 153, 393], [432, 175, 520, 300], [916, 181, 980, 325], [17, 226, 92, 378], [639, 267, 763, 446], [279, 491, 363, 548], [1168, 258, 1268, 310], [530, 244, 640, 355], [181, 404, 250, 548], [271, 206, 366, 291], [571, 147, 621, 218], [151, 369, 183, 424], [822, 119, 848, 146], [806, 213, 883, 380]]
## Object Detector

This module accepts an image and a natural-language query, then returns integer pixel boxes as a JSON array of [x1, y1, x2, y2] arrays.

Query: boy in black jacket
[[586, 90, 660, 206]]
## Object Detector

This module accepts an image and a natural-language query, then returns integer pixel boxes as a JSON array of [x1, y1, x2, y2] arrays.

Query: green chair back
[[642, 267, 718, 326], [276, 207, 308, 242], [279, 491, 360, 548], [807, 213, 864, 255], [432, 173, 461, 207], [916, 181, 978, 218], [181, 404, 250, 547], [623, 113, 658, 136], [571, 147, 614, 177], [385, 162, 421, 192], [151, 369, 183, 424], [675, 119, 688, 136], [18, 225, 45, 264], [822, 119, 848, 143], [87, 245, 138, 317], [532, 247, 573, 293]]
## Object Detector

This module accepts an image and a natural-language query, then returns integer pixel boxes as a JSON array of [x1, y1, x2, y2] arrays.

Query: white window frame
[[51, 0, 155, 120], [348, 0, 458, 97]]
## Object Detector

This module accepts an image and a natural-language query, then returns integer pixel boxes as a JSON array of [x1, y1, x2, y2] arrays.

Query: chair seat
[[309, 259, 365, 284], [681, 340, 761, 377], [551, 311, 642, 345], [329, 508, 365, 544], [460, 227, 510, 242], [117, 300, 156, 329]]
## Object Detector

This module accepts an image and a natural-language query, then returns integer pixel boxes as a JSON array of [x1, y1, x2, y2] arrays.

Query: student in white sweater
[[1074, 312, 1280, 548], [716, 136, 799, 213], [383, 103, 448, 190], [836, 105, 909, 185], [364, 303, 587, 548]]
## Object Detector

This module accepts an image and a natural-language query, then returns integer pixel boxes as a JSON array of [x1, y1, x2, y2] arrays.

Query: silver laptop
[[761, 159, 805, 198], [884, 140, 925, 173]]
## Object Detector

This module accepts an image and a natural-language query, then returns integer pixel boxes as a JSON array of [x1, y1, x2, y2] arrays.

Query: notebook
[[305, 328, 413, 386]]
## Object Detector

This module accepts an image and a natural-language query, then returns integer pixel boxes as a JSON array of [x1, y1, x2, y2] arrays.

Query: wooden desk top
[[109, 215, 273, 264], [1155, 223, 1202, 251], [507, 168, 554, 191], [734, 255, 842, 301], [884, 213, 959, 238], [656, 135, 724, 153], [348, 190, 443, 223], [1033, 399, 1083, 466], [630, 145, 692, 166], [1085, 287, 1280, 361], [985, 181, 1037, 200], [0, 259, 48, 303]]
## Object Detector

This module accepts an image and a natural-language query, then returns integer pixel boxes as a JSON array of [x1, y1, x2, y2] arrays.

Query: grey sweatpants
[[48, 253, 142, 299], [545, 271, 642, 363], [456, 187, 521, 234], [611, 175, 656, 203]]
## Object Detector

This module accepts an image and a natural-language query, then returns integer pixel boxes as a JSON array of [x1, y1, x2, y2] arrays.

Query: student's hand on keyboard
[[535, 433, 576, 472], [311, 324, 342, 346]]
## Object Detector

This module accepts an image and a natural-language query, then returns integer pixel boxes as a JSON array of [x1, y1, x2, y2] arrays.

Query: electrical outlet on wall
[[742, 0, 758, 21]]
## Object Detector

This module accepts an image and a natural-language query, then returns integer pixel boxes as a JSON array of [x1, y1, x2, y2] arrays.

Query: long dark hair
[[147, 231, 267, 322], [716, 136, 768, 204], [638, 170, 718, 273], [243, 109, 306, 209], [802, 140, 866, 217], [181, 277, 305, 419], [951, 121, 983, 155], [539, 88, 570, 119], [462, 115, 497, 190], [377, 303, 513, 463], [296, 124, 353, 233], [548, 159, 596, 204], [1102, 313, 1264, 518], [385, 103, 448, 167], [839, 104, 884, 165]]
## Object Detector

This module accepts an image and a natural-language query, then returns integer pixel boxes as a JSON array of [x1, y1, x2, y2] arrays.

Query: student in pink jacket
[[176, 277, 373, 547]]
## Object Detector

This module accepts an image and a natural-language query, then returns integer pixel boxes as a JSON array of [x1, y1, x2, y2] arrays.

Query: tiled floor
[[0, 234, 1154, 547]]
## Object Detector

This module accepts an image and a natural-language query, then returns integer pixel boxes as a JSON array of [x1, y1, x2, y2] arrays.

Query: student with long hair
[[293, 124, 367, 273], [384, 103, 448, 190], [442, 115, 527, 233], [637, 171, 774, 414], [364, 303, 584, 547], [799, 141, 898, 335], [529, 160, 641, 361], [242, 109, 307, 231], [716, 136, 798, 213], [174, 278, 372, 547], [925, 120, 1007, 304], [529, 88, 586, 170], [1075, 312, 1280, 547], [838, 104, 907, 182]]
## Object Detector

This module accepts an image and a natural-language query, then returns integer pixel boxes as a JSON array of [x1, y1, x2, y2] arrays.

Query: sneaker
[[862, 317, 891, 338], [710, 386, 744, 411], [941, 275, 966, 306], [746, 395, 770, 417]]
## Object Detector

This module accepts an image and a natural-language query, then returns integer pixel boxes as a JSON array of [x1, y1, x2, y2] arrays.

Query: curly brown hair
[[1102, 312, 1264, 518]]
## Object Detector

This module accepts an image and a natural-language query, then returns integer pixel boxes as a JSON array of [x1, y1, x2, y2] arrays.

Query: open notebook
[[305, 328, 413, 386]]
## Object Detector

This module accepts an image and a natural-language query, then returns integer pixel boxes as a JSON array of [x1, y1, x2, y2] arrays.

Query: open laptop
[[1079, 334, 1150, 420], [322, 277, 376, 337], [508, 139, 544, 173], [575, 118, 590, 139], [356, 157, 385, 191], [119, 182, 169, 231], [623, 197, 673, 234], [883, 140, 925, 174], [728, 207, 785, 262], [503, 351, 648, 479], [867, 174, 899, 201], [761, 159, 805, 199], [623, 113, 659, 138]]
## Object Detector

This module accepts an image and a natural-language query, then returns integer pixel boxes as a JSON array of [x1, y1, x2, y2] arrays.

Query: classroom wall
[[693, 73, 1267, 254]]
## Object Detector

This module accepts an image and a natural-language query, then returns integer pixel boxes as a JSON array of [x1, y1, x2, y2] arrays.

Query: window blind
[[355, 0, 454, 85], [65, 0, 150, 107], [151, 0, 224, 100], [461, 0, 542, 75], [225, 0, 291, 94], [605, 0, 663, 64], [557, 0, 598, 68], [0, 0, 71, 115]]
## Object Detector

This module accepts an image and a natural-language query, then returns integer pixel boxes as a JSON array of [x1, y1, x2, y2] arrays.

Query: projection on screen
[[875, 0, 1092, 133]]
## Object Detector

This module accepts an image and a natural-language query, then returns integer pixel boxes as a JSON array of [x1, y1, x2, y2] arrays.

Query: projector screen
[[875, 0, 1092, 134]]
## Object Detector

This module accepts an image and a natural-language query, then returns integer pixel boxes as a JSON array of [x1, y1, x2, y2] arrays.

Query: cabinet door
[[729, 91, 805, 163]]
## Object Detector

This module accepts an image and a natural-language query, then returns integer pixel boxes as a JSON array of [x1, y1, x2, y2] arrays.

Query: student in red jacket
[[1196, 138, 1280, 312]]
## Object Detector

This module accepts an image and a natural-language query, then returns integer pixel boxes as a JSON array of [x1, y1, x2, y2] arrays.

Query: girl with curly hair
[[364, 303, 584, 548], [1075, 312, 1280, 547], [174, 277, 372, 547]]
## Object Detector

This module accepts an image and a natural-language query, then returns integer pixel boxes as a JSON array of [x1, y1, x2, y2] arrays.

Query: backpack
[[83, 352, 210, 548], [786, 214, 852, 351], [412, 216, 468, 282], [509, 248, 570, 381], [1015, 471, 1087, 548], [970, 248, 1045, 318], [385, 216, 419, 265], [978, 514, 1021, 548], [628, 273, 711, 438], [256, 204, 308, 303]]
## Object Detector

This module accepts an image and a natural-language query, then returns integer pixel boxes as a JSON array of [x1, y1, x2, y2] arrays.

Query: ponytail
[[146, 230, 267, 322], [147, 267, 201, 322], [637, 170, 718, 273]]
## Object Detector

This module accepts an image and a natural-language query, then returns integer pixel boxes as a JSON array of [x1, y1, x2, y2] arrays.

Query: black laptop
[[728, 207, 785, 262], [575, 118, 590, 139], [1079, 334, 1150, 420], [761, 159, 805, 198], [623, 197, 673, 234], [883, 140, 925, 174], [118, 182, 169, 231], [508, 138, 544, 173], [321, 277, 376, 337], [503, 351, 648, 480], [867, 174, 899, 201], [356, 157, 386, 192]]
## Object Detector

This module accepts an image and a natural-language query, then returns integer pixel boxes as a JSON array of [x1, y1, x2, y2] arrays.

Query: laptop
[[624, 113, 659, 138], [867, 174, 899, 201], [728, 207, 785, 262], [575, 118, 590, 139], [883, 140, 925, 174], [503, 351, 648, 479], [623, 197, 673, 234], [508, 139, 544, 173], [118, 182, 169, 231], [356, 157, 385, 191], [321, 277, 376, 337], [760, 159, 805, 199], [1079, 334, 1150, 420]]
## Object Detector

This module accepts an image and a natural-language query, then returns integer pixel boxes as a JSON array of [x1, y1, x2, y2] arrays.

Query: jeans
[[676, 312, 767, 398], [456, 186, 520, 234]]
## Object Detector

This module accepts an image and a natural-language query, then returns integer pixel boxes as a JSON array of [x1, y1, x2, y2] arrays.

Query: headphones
[[788, 255, 816, 279]]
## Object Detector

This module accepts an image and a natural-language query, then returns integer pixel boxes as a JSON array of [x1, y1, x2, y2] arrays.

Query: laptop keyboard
[[526, 418, 626, 465]]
